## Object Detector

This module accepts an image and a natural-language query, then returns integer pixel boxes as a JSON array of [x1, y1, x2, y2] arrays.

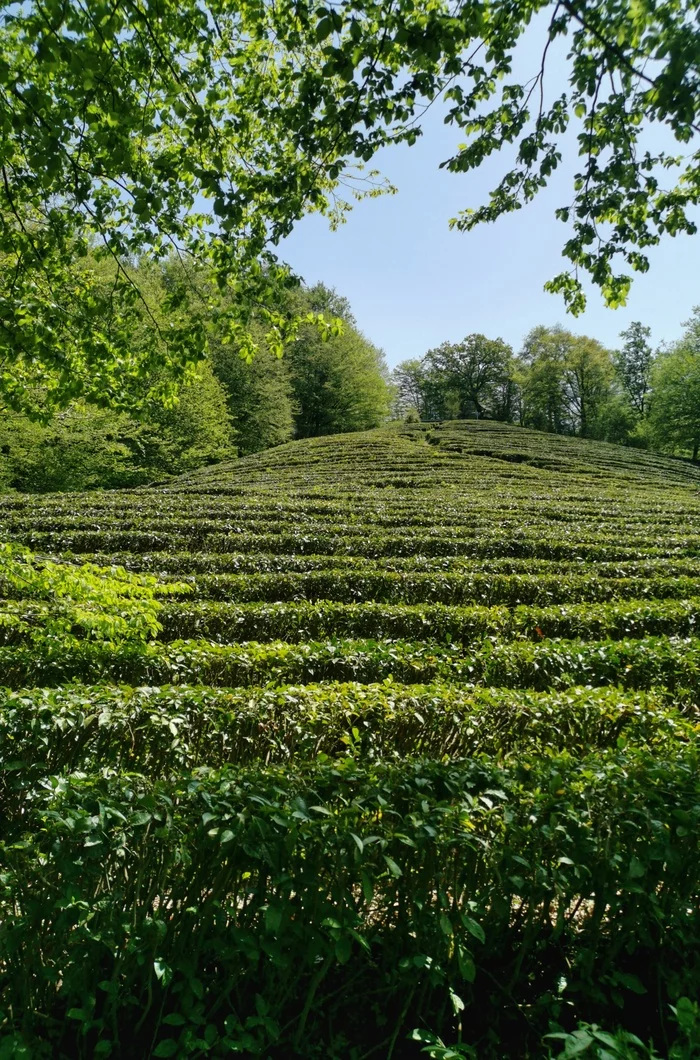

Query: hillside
[[1, 421, 699, 1058]]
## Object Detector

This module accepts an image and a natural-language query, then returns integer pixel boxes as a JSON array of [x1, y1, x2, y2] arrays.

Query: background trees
[[394, 327, 619, 438], [517, 327, 569, 434], [391, 315, 700, 458], [2, 0, 699, 414], [0, 366, 236, 492], [424, 335, 515, 420], [649, 309, 700, 461], [210, 337, 296, 456], [0, 281, 393, 490], [615, 324, 655, 419], [286, 285, 392, 438]]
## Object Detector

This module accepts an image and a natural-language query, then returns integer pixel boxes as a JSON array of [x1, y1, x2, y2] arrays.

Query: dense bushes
[[0, 365, 235, 492], [2, 753, 699, 1057], [2, 423, 700, 1056]]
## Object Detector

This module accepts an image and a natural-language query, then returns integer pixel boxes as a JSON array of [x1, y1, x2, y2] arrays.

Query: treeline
[[0, 278, 391, 492], [393, 308, 700, 460]]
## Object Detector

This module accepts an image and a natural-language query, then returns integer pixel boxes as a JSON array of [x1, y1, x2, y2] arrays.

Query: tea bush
[[1, 421, 700, 1058]]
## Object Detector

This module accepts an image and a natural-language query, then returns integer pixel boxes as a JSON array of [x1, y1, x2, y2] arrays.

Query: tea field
[[1, 420, 700, 1058]]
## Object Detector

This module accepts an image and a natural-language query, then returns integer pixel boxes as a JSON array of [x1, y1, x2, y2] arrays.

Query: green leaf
[[457, 945, 476, 983], [162, 1014, 188, 1026], [462, 917, 485, 944], [316, 18, 333, 41], [383, 855, 402, 877], [153, 1041, 179, 1058]]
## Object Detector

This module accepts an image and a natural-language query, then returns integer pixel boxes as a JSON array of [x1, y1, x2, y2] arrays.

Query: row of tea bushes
[[0, 681, 692, 781], [2, 752, 699, 1057], [5, 595, 700, 647], [3, 633, 700, 691]]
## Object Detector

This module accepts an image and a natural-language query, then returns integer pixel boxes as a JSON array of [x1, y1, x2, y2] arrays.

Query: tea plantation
[[1, 420, 700, 1059]]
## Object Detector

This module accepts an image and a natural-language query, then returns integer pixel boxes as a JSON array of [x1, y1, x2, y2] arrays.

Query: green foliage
[[518, 327, 615, 438], [0, 543, 189, 656], [394, 359, 432, 420], [0, 365, 236, 491], [141, 361, 236, 475], [545, 997, 700, 1059], [0, 0, 698, 415], [395, 326, 629, 443], [0, 1, 378, 412], [424, 334, 515, 420], [287, 286, 392, 437], [210, 337, 295, 455], [615, 323, 656, 418], [2, 751, 699, 1057], [2, 422, 700, 1056], [649, 309, 700, 461]]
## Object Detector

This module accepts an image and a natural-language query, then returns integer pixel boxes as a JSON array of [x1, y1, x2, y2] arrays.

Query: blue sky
[[280, 37, 699, 370]]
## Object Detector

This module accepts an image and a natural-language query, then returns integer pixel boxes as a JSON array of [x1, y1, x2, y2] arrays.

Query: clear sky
[[279, 37, 700, 370]]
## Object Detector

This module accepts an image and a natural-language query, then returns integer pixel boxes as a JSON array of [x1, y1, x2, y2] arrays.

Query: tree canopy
[[1, 0, 699, 411], [424, 335, 514, 420], [649, 307, 700, 460]]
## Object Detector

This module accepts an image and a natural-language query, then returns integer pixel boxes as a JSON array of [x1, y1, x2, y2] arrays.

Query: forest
[[0, 272, 392, 491]]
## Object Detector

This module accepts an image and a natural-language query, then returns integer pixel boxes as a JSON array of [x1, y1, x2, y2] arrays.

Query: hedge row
[[2, 753, 698, 1058], [4, 594, 698, 649], [2, 633, 700, 690], [162, 571, 700, 606], [10, 528, 700, 559], [49, 551, 700, 579], [5, 508, 698, 534], [149, 596, 700, 645], [0, 681, 691, 784]]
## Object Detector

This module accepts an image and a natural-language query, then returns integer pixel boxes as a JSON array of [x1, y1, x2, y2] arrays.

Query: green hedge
[[149, 597, 700, 645], [0, 681, 691, 783], [2, 753, 698, 1058], [2, 634, 700, 691]]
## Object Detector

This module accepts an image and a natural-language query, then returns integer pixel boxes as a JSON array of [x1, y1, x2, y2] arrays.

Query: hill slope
[[1, 422, 699, 1058]]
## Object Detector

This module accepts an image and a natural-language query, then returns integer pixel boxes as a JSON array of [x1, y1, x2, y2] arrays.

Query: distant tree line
[[393, 309, 700, 462], [0, 274, 391, 492]]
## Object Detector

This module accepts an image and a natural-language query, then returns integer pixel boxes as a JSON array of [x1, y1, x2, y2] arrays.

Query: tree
[[287, 287, 392, 437], [143, 362, 235, 474], [2, 0, 699, 410], [424, 335, 514, 420], [518, 327, 569, 434], [210, 337, 295, 456], [649, 308, 700, 461], [561, 336, 615, 439], [0, 364, 235, 491], [0, 0, 377, 412], [614, 323, 655, 417], [393, 360, 431, 420], [518, 328, 614, 437]]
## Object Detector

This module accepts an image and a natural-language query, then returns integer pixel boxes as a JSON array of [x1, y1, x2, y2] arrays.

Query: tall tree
[[210, 338, 295, 455], [614, 323, 655, 417], [517, 327, 568, 435], [393, 360, 430, 420], [518, 328, 614, 437], [424, 335, 514, 420], [649, 308, 700, 462], [561, 336, 615, 439], [288, 286, 391, 437]]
